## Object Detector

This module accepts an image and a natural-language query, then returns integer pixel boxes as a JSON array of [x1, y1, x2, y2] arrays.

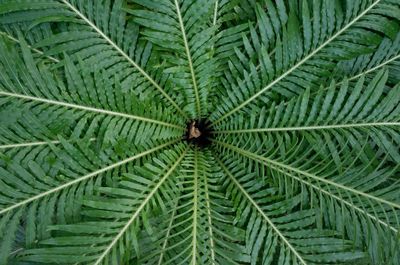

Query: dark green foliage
[[0, 0, 399, 264]]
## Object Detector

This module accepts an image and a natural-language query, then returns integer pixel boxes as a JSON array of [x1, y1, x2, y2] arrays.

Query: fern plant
[[0, 0, 399, 264]]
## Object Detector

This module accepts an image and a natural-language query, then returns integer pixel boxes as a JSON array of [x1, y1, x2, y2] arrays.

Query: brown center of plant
[[186, 119, 211, 147]]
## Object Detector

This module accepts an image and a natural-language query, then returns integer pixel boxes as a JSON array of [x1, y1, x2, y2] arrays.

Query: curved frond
[[0, 138, 179, 262], [0, 35, 185, 136], [213, 70, 400, 163], [213, 137, 400, 263], [214, 153, 370, 265], [127, 0, 217, 118], [16, 144, 187, 264], [0, 0, 187, 117], [211, 0, 400, 124], [137, 148, 248, 265]]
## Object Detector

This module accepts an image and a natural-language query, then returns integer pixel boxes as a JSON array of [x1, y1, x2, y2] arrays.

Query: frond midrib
[[212, 122, 400, 134], [191, 148, 199, 265], [174, 0, 202, 116], [0, 31, 59, 63], [0, 90, 184, 130], [213, 1, 219, 26], [348, 54, 400, 82], [204, 173, 217, 265], [157, 198, 180, 265], [0, 138, 92, 149]]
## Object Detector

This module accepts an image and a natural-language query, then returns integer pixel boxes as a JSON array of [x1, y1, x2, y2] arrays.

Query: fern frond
[[213, 70, 400, 163], [0, 139, 180, 262], [0, 35, 185, 133], [17, 145, 186, 264], [126, 0, 217, 118], [0, 0, 187, 117], [215, 154, 370, 265], [211, 0, 400, 124], [213, 137, 400, 263]]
